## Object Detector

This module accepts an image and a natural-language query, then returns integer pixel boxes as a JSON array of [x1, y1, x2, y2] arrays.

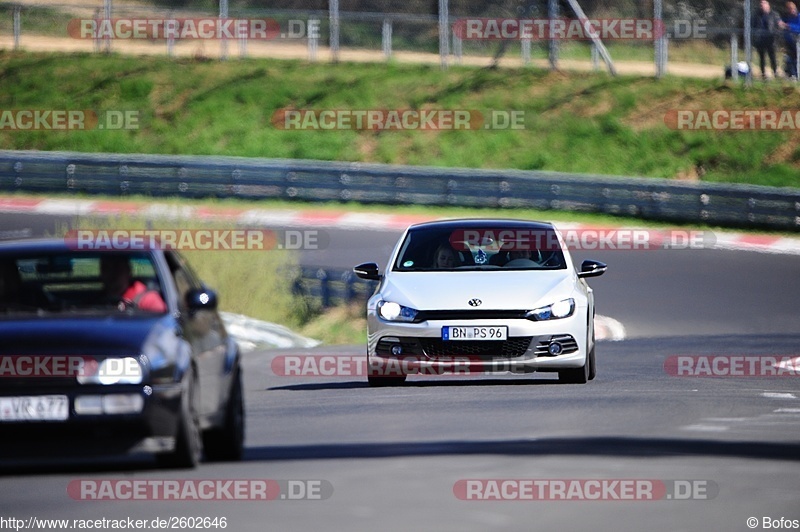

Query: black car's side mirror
[[577, 260, 607, 278], [353, 262, 381, 281], [186, 287, 218, 311]]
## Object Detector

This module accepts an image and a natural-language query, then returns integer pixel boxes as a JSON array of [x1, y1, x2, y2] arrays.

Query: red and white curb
[[2, 196, 799, 255]]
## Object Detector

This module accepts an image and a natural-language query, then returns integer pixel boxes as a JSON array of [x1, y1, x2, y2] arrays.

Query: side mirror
[[186, 287, 218, 311], [577, 260, 607, 278], [353, 262, 380, 281]]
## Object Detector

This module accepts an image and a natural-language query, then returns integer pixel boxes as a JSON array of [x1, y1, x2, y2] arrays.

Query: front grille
[[534, 335, 578, 356], [419, 337, 533, 359], [414, 310, 529, 322]]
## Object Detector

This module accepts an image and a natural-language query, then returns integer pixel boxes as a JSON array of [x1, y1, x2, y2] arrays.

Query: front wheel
[[157, 368, 202, 468], [203, 370, 245, 462]]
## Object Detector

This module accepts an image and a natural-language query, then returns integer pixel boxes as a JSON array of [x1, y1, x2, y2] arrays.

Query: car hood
[[380, 270, 576, 310], [0, 315, 172, 356]]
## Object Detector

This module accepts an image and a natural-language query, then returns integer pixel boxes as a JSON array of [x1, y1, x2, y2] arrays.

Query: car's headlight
[[527, 298, 575, 321], [377, 300, 418, 322], [77, 357, 143, 385]]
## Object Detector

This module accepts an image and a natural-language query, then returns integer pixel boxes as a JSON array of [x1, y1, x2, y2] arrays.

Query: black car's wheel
[[157, 368, 202, 469], [203, 370, 245, 462]]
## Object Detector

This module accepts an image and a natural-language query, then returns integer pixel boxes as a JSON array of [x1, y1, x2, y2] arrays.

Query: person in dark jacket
[[753, 0, 781, 79], [779, 1, 800, 78]]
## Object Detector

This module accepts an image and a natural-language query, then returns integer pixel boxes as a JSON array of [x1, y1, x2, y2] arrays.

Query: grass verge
[[1, 51, 799, 187]]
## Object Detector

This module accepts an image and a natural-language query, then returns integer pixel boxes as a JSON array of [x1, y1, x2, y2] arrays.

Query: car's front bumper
[[0, 382, 183, 459], [367, 311, 589, 375]]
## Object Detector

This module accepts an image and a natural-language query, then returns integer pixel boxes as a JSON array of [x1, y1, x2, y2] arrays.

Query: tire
[[203, 370, 245, 462], [558, 344, 590, 384], [587, 337, 597, 381], [157, 368, 202, 469], [367, 375, 407, 387], [366, 354, 407, 387]]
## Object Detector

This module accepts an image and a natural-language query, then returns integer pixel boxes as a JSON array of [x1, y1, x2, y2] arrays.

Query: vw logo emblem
[[468, 298, 482, 307]]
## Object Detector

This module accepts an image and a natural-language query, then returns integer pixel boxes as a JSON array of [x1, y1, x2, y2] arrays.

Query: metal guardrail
[[0, 149, 798, 231], [295, 267, 377, 309]]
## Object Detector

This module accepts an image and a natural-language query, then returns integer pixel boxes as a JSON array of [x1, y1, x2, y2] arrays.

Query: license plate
[[0, 395, 69, 421], [442, 326, 508, 341]]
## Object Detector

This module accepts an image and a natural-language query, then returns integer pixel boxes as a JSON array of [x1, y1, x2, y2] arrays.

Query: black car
[[0, 239, 243, 468]]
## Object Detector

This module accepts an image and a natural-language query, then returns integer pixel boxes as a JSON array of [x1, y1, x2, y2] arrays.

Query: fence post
[[521, 36, 531, 65], [731, 33, 738, 81], [453, 32, 462, 64], [308, 18, 319, 61], [744, 0, 752, 87], [329, 0, 340, 63], [12, 5, 20, 51], [166, 10, 175, 57], [238, 14, 247, 58], [654, 0, 664, 78], [548, 0, 558, 70], [382, 18, 392, 60], [219, 0, 228, 60], [103, 0, 111, 53], [591, 42, 599, 70], [438, 0, 449, 69]]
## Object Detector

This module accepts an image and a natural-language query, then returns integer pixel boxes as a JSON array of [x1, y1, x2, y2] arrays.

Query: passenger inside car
[[99, 255, 167, 312]]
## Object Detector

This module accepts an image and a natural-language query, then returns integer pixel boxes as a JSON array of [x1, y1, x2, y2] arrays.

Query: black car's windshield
[[393, 225, 567, 272], [0, 251, 167, 316]]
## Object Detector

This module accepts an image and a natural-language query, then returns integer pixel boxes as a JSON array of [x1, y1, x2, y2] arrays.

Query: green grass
[[1, 51, 799, 188]]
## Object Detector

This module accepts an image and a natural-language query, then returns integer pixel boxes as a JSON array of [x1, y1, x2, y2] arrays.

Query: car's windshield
[[0, 251, 166, 316], [393, 225, 567, 272]]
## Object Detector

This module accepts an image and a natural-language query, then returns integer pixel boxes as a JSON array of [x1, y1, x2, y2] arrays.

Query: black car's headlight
[[77, 356, 143, 385], [377, 300, 418, 323], [527, 298, 575, 321]]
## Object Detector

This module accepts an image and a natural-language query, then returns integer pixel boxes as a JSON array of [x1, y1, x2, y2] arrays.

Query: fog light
[[74, 394, 144, 415], [103, 394, 144, 414], [74, 395, 103, 415], [391, 345, 403, 356], [548, 342, 563, 356]]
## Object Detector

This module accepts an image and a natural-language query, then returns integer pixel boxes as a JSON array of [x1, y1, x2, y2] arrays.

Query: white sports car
[[354, 219, 607, 386]]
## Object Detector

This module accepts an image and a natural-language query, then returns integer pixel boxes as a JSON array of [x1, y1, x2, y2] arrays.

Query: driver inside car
[[100, 255, 167, 313]]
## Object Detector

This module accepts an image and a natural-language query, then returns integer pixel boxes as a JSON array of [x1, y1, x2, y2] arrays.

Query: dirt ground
[[0, 33, 724, 79]]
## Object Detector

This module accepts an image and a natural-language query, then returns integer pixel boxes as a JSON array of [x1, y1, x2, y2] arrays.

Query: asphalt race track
[[0, 211, 799, 532]]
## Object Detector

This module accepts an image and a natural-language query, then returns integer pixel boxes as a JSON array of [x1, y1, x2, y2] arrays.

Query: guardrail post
[[591, 42, 599, 70], [317, 269, 330, 308], [343, 270, 356, 303], [654, 0, 664, 78], [731, 33, 738, 81]]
